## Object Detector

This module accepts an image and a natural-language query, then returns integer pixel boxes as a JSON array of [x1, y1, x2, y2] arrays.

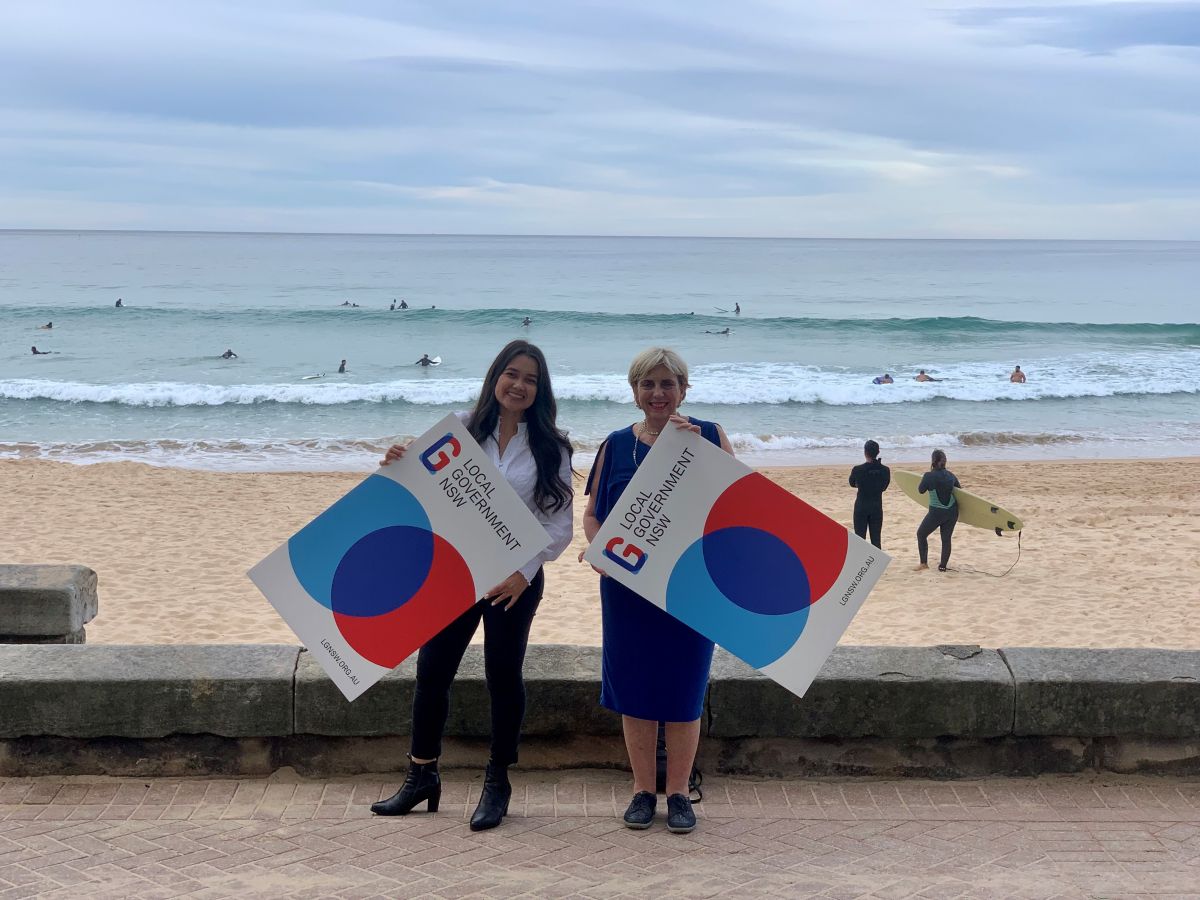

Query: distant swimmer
[[872, 373, 894, 385], [521, 316, 532, 327], [399, 299, 409, 309], [414, 353, 435, 367], [38, 322, 52, 330], [115, 298, 124, 308], [220, 349, 238, 359], [338, 359, 347, 374], [31, 346, 52, 355], [1009, 365, 1026, 383], [914, 370, 941, 382], [734, 302, 741, 315], [390, 300, 396, 311], [705, 327, 732, 335], [339, 300, 351, 307]]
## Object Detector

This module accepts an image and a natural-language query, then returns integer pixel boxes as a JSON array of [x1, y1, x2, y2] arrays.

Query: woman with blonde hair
[[583, 347, 732, 834]]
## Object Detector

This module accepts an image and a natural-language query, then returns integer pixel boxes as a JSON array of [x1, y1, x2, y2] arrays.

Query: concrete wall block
[[294, 644, 621, 737], [0, 644, 299, 738], [0, 565, 98, 635], [1004, 647, 1200, 737], [0, 628, 86, 644], [707, 645, 1014, 739]]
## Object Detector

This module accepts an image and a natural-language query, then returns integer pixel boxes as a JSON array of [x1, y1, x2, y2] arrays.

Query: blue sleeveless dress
[[588, 419, 720, 722]]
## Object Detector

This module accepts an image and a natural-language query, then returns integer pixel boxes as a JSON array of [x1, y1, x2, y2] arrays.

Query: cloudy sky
[[2, 0, 1198, 237]]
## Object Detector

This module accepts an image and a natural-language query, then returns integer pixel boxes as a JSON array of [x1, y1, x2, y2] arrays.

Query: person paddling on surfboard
[[914, 370, 941, 382], [916, 449, 960, 572], [849, 440, 890, 549]]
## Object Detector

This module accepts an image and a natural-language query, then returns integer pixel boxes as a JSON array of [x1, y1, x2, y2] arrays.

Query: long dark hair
[[466, 340, 573, 513], [931, 449, 947, 470]]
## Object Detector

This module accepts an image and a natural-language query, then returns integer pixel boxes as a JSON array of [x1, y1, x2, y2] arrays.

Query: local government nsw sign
[[249, 413, 550, 701], [583, 426, 890, 699]]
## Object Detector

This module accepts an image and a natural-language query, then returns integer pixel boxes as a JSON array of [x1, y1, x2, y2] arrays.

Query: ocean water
[[1, 230, 1197, 470]]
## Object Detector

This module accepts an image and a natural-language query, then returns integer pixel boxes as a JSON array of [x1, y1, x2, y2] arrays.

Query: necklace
[[632, 421, 661, 465]]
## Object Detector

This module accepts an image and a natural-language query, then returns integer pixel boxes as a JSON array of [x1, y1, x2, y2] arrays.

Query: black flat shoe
[[469, 761, 512, 831], [623, 791, 656, 830], [371, 756, 440, 816], [666, 793, 696, 833]]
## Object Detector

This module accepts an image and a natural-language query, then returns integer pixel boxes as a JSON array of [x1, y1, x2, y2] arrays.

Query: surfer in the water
[[872, 373, 894, 384], [221, 349, 238, 359], [734, 303, 741, 314], [1009, 365, 1026, 383], [338, 359, 347, 374], [849, 440, 890, 549], [39, 322, 52, 330], [914, 370, 941, 382], [115, 298, 124, 308], [522, 316, 532, 327], [705, 328, 731, 335], [31, 346, 52, 355], [414, 354, 436, 366], [916, 449, 960, 572]]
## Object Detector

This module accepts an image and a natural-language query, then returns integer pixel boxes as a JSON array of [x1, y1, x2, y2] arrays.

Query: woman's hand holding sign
[[380, 442, 410, 466], [484, 571, 530, 610]]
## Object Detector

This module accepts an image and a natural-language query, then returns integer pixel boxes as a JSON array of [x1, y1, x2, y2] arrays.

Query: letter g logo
[[420, 433, 461, 473], [603, 536, 647, 574]]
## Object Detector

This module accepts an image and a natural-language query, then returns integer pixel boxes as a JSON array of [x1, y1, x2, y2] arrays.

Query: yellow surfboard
[[892, 470, 1024, 534]]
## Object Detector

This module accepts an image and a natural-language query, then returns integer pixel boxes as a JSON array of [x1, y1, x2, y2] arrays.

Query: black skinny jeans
[[853, 504, 883, 549], [410, 568, 544, 766], [917, 506, 959, 569]]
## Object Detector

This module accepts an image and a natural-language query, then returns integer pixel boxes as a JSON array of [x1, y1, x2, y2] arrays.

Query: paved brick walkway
[[1, 772, 1197, 898]]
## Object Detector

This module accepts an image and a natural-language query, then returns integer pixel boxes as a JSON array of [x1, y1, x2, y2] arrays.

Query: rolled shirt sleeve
[[518, 446, 574, 584]]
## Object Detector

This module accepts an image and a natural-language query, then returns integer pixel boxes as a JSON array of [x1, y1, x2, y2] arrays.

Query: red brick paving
[[0, 772, 1197, 898]]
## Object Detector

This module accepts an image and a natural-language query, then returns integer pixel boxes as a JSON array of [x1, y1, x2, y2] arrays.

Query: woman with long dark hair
[[370, 340, 574, 830], [916, 448, 960, 572]]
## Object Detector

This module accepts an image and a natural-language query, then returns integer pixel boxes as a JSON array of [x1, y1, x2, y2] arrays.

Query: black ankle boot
[[371, 756, 441, 816], [469, 761, 511, 831]]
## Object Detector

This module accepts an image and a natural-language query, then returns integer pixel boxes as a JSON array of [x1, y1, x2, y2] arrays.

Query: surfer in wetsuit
[[916, 449, 960, 572], [849, 440, 890, 549], [221, 349, 238, 359], [115, 298, 124, 308], [338, 359, 347, 374], [414, 354, 435, 366], [521, 316, 532, 327], [705, 328, 731, 335], [399, 299, 408, 309], [31, 346, 51, 355]]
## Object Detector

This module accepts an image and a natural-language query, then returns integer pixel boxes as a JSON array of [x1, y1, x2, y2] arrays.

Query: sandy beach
[[2, 457, 1197, 649]]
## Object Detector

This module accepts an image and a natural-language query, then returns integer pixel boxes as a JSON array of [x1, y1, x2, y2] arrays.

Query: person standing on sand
[[372, 340, 574, 832], [583, 347, 733, 835], [916, 449, 960, 572], [1010, 365, 1026, 383], [849, 440, 890, 549]]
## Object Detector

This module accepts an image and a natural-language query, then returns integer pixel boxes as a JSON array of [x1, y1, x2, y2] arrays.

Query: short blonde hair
[[627, 347, 689, 389]]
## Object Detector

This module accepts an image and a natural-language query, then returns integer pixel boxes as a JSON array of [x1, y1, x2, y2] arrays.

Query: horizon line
[[0, 227, 1196, 243]]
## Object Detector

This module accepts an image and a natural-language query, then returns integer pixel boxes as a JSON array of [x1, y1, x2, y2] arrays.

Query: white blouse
[[456, 411, 574, 583]]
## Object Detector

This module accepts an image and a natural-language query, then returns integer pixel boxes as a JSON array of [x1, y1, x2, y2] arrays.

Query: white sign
[[249, 413, 550, 701], [584, 427, 890, 698]]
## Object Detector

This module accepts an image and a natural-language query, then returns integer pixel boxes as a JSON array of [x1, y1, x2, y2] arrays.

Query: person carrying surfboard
[[414, 353, 436, 367], [916, 449, 960, 572], [849, 440, 890, 549]]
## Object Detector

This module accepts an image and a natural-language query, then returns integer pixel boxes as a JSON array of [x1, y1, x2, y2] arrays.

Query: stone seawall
[[1, 644, 1196, 777]]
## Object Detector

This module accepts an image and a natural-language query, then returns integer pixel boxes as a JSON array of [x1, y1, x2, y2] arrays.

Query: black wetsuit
[[917, 469, 961, 569], [849, 459, 890, 549]]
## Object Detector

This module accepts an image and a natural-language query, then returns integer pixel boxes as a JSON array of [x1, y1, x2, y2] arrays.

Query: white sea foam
[[2, 351, 1197, 408]]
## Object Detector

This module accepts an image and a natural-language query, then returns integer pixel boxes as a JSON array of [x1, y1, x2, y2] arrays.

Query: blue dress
[[588, 420, 720, 722]]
